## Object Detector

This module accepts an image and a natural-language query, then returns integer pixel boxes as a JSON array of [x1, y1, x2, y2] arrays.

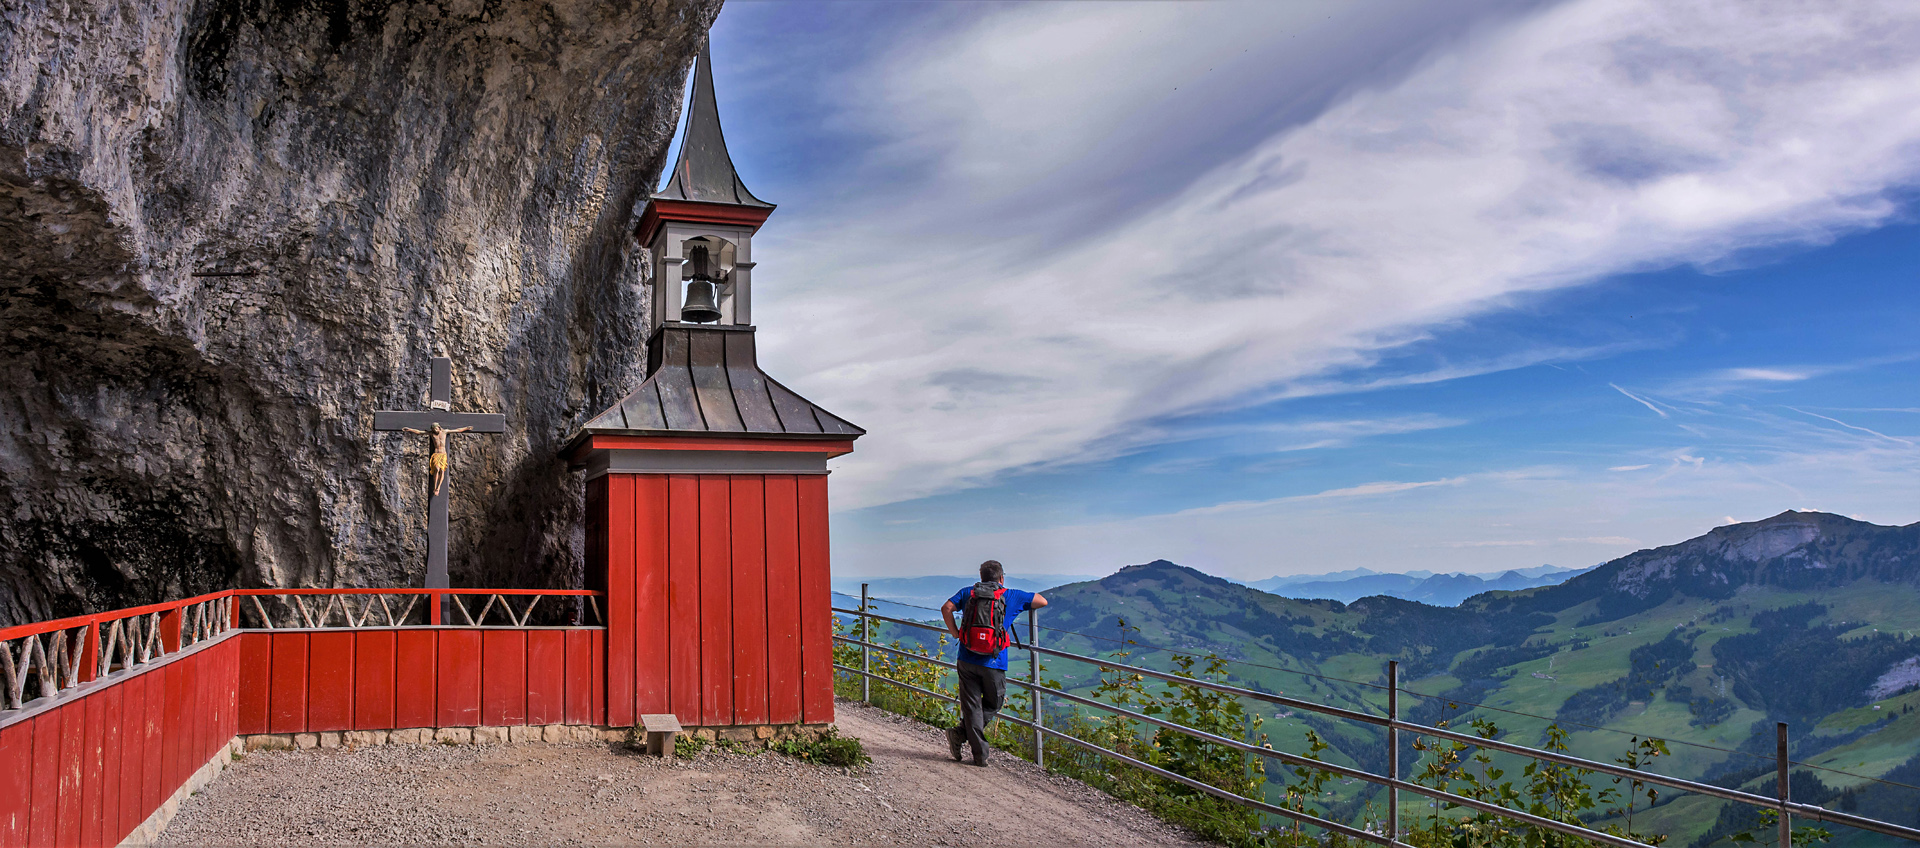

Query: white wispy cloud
[[760, 0, 1920, 510], [1608, 464, 1651, 472], [1787, 407, 1915, 445], [1611, 384, 1672, 419], [1723, 368, 1818, 382]]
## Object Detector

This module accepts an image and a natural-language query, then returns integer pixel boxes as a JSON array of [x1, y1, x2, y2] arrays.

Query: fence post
[[1387, 660, 1399, 843], [79, 618, 100, 683], [860, 583, 871, 704], [1031, 605, 1043, 768], [159, 606, 182, 653], [1777, 722, 1791, 848], [430, 590, 443, 626]]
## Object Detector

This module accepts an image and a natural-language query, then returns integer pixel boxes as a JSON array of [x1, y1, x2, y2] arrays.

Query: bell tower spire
[[638, 44, 777, 331], [654, 46, 772, 209]]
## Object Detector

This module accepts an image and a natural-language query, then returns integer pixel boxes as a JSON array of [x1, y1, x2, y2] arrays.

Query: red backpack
[[960, 582, 1010, 656]]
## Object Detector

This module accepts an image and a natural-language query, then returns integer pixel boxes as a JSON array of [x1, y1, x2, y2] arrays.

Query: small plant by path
[[674, 734, 710, 759], [772, 728, 871, 768]]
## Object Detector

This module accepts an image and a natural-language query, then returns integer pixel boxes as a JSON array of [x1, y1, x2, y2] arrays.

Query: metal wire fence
[[833, 592, 1920, 848]]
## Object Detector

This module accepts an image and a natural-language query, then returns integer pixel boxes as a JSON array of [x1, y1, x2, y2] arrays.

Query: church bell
[[681, 279, 722, 323], [680, 245, 724, 323]]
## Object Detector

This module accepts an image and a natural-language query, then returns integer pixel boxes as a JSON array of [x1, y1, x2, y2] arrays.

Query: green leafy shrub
[[674, 734, 710, 759], [772, 728, 870, 768]]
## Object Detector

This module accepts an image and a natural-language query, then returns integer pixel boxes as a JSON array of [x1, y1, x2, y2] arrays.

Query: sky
[[684, 0, 1920, 583]]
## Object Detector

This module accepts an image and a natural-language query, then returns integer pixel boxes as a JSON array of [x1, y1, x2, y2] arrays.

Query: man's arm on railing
[[941, 601, 961, 640], [1029, 593, 1048, 609]]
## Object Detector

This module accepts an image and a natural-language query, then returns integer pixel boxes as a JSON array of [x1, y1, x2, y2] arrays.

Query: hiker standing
[[941, 560, 1048, 767]]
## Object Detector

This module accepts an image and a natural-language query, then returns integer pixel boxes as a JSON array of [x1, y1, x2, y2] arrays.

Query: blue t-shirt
[[949, 585, 1035, 670]]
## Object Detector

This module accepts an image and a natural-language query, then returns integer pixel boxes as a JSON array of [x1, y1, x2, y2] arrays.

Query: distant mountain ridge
[[829, 573, 1096, 611], [1249, 563, 1588, 606], [1480, 510, 1920, 624]]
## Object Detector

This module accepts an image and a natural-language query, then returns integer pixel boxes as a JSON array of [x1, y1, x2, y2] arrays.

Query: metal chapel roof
[[652, 46, 773, 209], [574, 325, 862, 442]]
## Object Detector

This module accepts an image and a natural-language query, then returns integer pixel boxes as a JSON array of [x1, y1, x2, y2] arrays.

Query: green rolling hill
[[1009, 511, 1920, 846]]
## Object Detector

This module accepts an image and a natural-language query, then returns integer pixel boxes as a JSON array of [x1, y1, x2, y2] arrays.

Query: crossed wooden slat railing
[[238, 590, 603, 630], [0, 589, 601, 718], [0, 595, 235, 712]]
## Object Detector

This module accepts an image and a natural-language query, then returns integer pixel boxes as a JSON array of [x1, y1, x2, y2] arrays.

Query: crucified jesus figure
[[401, 423, 474, 495]]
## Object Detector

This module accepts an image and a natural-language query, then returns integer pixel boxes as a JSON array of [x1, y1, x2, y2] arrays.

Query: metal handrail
[[832, 603, 1920, 845]]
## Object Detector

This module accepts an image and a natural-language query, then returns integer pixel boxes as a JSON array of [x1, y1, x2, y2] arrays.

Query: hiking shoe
[[946, 728, 964, 762], [971, 756, 989, 768]]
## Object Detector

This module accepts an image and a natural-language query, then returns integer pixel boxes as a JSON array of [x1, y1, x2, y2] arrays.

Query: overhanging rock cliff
[[0, 0, 723, 624]]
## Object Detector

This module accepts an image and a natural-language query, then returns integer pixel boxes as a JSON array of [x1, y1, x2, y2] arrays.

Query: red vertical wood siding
[[563, 629, 592, 725], [141, 663, 162, 818], [590, 629, 606, 726], [307, 631, 355, 732], [437, 630, 482, 727], [99, 686, 122, 846], [353, 630, 397, 730], [481, 630, 527, 726], [28, 711, 58, 848], [0, 636, 243, 848], [57, 688, 83, 848], [797, 474, 835, 724], [763, 475, 803, 725], [525, 631, 565, 726], [394, 630, 437, 729], [117, 674, 145, 844], [237, 633, 271, 734], [605, 474, 637, 729], [730, 476, 769, 726], [633, 474, 670, 717], [78, 692, 105, 848], [0, 719, 30, 848], [267, 633, 308, 733], [666, 475, 702, 722], [698, 476, 734, 726]]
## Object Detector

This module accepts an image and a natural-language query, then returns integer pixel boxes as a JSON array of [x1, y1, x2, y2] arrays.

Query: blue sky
[[687, 0, 1920, 582]]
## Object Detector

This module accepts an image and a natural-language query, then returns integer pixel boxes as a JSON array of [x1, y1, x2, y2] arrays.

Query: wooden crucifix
[[372, 357, 506, 593]]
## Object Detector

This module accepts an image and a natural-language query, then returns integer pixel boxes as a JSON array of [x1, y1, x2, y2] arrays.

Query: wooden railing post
[[859, 583, 871, 704], [1387, 660, 1399, 842], [79, 618, 100, 683], [1031, 605, 1043, 769], [159, 606, 182, 653], [1778, 722, 1791, 848]]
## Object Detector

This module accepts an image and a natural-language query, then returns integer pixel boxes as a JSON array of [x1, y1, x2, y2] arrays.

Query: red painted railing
[[1, 593, 237, 714], [0, 588, 606, 848]]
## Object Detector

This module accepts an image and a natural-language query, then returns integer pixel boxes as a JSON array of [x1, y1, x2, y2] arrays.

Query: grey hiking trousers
[[956, 661, 1006, 761]]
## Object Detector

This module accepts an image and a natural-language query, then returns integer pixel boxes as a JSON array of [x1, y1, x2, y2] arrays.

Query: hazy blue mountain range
[[1247, 563, 1589, 605], [830, 573, 1097, 611], [828, 592, 940, 625]]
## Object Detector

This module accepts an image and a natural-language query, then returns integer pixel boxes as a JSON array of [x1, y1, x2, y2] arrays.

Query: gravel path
[[156, 699, 1205, 846]]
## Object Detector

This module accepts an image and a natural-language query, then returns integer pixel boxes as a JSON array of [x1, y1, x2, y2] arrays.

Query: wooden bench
[[641, 714, 682, 757]]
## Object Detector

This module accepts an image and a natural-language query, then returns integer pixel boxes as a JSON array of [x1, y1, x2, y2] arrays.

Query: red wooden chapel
[[566, 47, 863, 734]]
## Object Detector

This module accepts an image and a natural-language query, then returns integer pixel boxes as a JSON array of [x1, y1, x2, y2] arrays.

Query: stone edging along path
[[236, 721, 831, 751]]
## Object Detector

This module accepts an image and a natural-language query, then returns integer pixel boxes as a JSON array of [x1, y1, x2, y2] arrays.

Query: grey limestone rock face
[[0, 0, 722, 625]]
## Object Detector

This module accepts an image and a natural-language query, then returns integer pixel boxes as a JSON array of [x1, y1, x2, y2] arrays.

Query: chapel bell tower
[[568, 45, 862, 737], [639, 48, 773, 330]]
